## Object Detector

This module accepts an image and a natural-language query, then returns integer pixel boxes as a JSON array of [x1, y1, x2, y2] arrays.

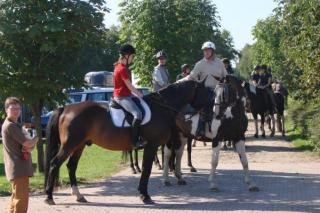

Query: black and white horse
[[243, 83, 275, 138], [163, 75, 259, 192]]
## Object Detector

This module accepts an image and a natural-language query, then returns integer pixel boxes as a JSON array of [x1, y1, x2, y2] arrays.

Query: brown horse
[[44, 80, 209, 205]]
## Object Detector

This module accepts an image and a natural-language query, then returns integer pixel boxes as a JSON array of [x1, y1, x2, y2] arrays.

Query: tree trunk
[[30, 101, 45, 173]]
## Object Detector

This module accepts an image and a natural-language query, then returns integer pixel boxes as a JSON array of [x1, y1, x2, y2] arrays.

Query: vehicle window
[[139, 89, 150, 96], [69, 94, 82, 103], [86, 92, 113, 102]]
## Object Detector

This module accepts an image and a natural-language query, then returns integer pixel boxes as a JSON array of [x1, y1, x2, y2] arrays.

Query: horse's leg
[[253, 114, 259, 138], [169, 149, 176, 172], [187, 137, 197, 172], [163, 145, 173, 186], [45, 147, 71, 205], [222, 141, 228, 150], [270, 114, 275, 137], [260, 114, 266, 138], [134, 149, 142, 173], [281, 114, 286, 137], [153, 152, 162, 170], [235, 140, 259, 192], [192, 139, 196, 147], [138, 143, 158, 204], [67, 145, 87, 202], [209, 141, 221, 192], [129, 151, 137, 174], [276, 113, 282, 132], [175, 134, 187, 185]]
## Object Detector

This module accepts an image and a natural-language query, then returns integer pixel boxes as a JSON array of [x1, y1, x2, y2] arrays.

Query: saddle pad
[[109, 98, 151, 127]]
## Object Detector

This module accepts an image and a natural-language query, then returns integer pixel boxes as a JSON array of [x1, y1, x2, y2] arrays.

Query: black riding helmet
[[155, 50, 167, 59], [222, 58, 230, 64], [181, 64, 190, 71], [254, 65, 261, 71], [119, 44, 136, 56]]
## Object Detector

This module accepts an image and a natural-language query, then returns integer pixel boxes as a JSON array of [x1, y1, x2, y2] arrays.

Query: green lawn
[[0, 144, 124, 196]]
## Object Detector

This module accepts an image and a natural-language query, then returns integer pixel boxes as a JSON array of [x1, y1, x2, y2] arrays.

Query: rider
[[257, 65, 276, 110], [176, 64, 190, 81], [222, 58, 234, 75], [113, 44, 145, 149], [152, 50, 170, 92], [250, 65, 261, 86], [187, 41, 228, 137]]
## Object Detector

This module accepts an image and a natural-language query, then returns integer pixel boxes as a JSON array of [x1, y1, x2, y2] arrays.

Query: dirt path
[[1, 121, 320, 213]]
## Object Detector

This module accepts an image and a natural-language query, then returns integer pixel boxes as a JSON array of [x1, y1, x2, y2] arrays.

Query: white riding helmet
[[201, 41, 216, 50]]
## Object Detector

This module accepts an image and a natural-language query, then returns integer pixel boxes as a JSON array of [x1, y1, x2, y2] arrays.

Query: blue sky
[[103, 0, 277, 50]]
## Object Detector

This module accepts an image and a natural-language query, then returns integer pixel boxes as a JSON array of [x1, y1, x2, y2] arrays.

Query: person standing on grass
[[2, 97, 38, 213]]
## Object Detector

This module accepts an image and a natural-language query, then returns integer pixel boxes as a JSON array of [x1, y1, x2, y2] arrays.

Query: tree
[[0, 0, 107, 172], [279, 0, 320, 100], [81, 25, 121, 72], [236, 44, 254, 79], [119, 0, 237, 87]]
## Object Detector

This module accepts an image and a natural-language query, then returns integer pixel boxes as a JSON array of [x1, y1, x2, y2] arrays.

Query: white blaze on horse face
[[249, 84, 256, 94], [224, 107, 233, 119], [211, 119, 221, 138]]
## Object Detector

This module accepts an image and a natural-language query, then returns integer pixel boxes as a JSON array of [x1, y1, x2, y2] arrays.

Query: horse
[[208, 75, 258, 192], [162, 75, 258, 192], [243, 82, 275, 138], [44, 80, 209, 205], [266, 91, 286, 137]]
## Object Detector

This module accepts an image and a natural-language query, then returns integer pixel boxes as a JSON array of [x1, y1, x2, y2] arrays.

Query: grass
[[0, 143, 124, 196], [285, 101, 315, 152]]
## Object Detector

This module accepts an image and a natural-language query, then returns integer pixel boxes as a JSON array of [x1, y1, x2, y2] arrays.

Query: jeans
[[114, 96, 143, 120]]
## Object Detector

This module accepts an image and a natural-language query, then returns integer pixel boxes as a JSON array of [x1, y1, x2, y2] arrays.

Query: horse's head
[[213, 75, 246, 117]]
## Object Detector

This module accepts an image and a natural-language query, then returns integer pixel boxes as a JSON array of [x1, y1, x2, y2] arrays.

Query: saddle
[[109, 97, 151, 127]]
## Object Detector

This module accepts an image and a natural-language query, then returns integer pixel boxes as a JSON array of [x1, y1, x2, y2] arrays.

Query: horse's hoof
[[222, 145, 228, 150], [261, 133, 266, 138], [204, 142, 207, 146], [137, 168, 142, 173], [77, 196, 88, 203], [131, 170, 137, 174], [249, 186, 260, 192], [140, 194, 154, 204], [177, 179, 187, 185], [158, 166, 163, 170], [190, 167, 197, 173], [44, 198, 56, 205], [164, 181, 172, 187], [254, 134, 258, 138], [210, 187, 220, 192]]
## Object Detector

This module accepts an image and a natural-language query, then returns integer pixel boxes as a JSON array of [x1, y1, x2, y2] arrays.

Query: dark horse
[[44, 80, 209, 205], [243, 83, 275, 138], [266, 92, 285, 137]]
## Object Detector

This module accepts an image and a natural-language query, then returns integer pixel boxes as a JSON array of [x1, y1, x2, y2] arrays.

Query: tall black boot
[[132, 119, 144, 149]]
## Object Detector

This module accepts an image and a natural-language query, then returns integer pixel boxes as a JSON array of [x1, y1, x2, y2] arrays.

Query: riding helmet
[[201, 41, 216, 50], [155, 50, 167, 59], [119, 44, 136, 56]]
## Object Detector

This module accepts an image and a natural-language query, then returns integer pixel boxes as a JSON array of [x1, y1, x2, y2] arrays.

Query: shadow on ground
[[50, 169, 320, 212]]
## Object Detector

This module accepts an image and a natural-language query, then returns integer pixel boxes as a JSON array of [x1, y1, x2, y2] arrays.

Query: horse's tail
[[44, 107, 64, 189]]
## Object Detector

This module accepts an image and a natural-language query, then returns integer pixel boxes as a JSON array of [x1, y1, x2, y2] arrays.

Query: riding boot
[[132, 118, 145, 149]]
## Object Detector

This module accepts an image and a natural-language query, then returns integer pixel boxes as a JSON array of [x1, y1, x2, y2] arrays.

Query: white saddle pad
[[109, 98, 151, 127]]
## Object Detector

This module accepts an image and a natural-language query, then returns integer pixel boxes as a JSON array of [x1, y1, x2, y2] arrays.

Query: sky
[[103, 0, 278, 51]]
